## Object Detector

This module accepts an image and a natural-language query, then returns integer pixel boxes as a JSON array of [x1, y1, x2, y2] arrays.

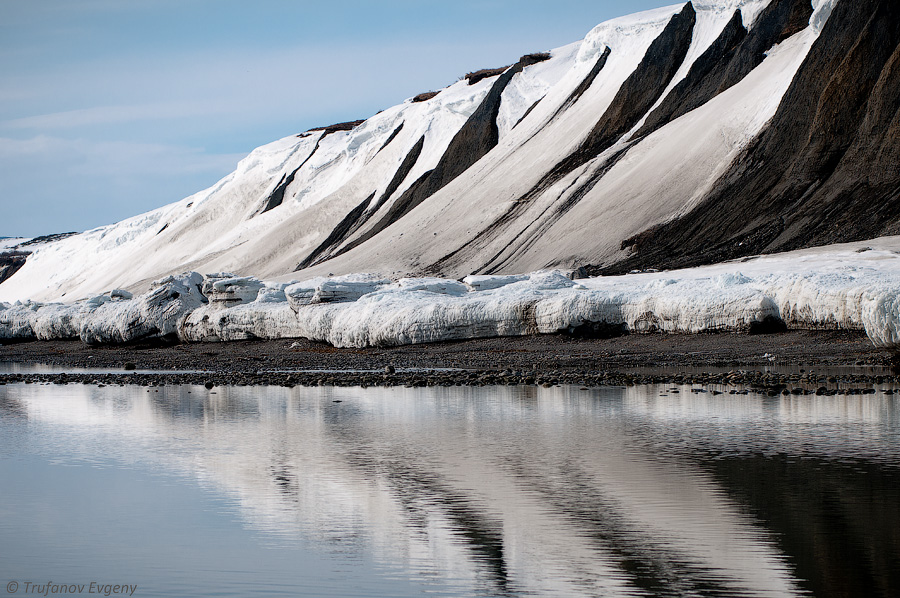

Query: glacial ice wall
[[1, 241, 899, 350], [1, 273, 205, 345]]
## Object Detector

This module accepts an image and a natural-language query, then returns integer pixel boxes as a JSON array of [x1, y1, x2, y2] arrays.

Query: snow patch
[[285, 273, 390, 308], [810, 0, 839, 34]]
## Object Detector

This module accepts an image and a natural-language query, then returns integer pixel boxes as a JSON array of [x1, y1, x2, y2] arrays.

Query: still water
[[1, 382, 898, 597]]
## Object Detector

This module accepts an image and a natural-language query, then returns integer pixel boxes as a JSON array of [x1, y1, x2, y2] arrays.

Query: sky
[[0, 0, 668, 238]]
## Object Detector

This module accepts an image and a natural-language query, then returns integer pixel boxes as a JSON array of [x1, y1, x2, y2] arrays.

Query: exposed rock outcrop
[[605, 0, 900, 273]]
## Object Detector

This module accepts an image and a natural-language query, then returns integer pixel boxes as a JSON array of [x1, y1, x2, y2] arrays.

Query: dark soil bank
[[1, 331, 897, 391]]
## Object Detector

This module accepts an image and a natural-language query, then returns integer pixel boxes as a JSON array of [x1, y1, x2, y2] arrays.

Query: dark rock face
[[636, 9, 748, 139], [636, 0, 814, 140], [0, 251, 29, 285], [465, 66, 511, 85], [713, 0, 813, 91], [603, 0, 900, 274], [411, 91, 439, 103], [307, 120, 366, 134], [18, 232, 77, 247], [426, 3, 697, 275], [301, 135, 427, 268], [578, 3, 697, 161], [328, 54, 541, 258], [257, 136, 322, 215]]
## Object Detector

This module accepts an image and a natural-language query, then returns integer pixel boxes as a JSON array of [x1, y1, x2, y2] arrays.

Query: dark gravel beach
[[1, 330, 897, 392]]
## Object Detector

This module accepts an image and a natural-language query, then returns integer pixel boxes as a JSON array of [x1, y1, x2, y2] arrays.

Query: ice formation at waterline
[[2, 240, 898, 350]]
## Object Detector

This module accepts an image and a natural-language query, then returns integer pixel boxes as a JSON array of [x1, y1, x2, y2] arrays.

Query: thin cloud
[[0, 135, 243, 177], [3, 101, 231, 131]]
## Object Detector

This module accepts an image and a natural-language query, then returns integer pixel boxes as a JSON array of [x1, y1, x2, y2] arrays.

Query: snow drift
[[3, 240, 899, 350]]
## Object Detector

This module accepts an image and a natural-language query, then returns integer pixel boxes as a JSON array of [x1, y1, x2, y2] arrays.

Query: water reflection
[[1, 383, 898, 597]]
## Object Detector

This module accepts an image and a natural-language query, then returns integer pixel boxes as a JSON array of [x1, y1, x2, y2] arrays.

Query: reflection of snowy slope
[[3, 0, 875, 305], [10, 382, 864, 597]]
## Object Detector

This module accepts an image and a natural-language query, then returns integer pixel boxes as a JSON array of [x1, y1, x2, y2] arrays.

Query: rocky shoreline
[[1, 330, 897, 392]]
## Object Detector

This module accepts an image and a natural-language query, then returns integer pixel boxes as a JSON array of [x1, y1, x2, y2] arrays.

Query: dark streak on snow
[[256, 135, 323, 216], [296, 192, 377, 270], [601, 0, 900, 274], [375, 122, 404, 155], [318, 136, 428, 266], [479, 146, 632, 274], [513, 98, 543, 130], [637, 0, 813, 140], [426, 3, 697, 276], [549, 47, 613, 124], [306, 55, 538, 272]]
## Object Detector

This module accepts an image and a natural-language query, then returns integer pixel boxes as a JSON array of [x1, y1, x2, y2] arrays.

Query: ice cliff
[[3, 240, 899, 350]]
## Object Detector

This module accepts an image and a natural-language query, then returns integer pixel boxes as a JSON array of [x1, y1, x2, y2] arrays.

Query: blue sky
[[1, 0, 667, 238]]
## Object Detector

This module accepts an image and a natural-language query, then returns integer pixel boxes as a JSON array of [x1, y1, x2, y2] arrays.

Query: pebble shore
[[0, 369, 896, 396], [1, 330, 897, 392]]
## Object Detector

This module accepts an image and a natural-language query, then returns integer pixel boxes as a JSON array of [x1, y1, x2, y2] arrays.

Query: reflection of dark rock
[[603, 0, 900, 274], [331, 430, 512, 594], [502, 454, 738, 596], [707, 455, 900, 598], [0, 392, 27, 418]]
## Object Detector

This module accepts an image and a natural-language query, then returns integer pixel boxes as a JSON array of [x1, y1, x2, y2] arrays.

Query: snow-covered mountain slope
[[2, 0, 897, 306]]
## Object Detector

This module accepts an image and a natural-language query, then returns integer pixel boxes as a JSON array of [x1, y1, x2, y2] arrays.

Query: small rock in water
[[123, 362, 137, 371], [204, 381, 214, 389], [385, 365, 396, 374]]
